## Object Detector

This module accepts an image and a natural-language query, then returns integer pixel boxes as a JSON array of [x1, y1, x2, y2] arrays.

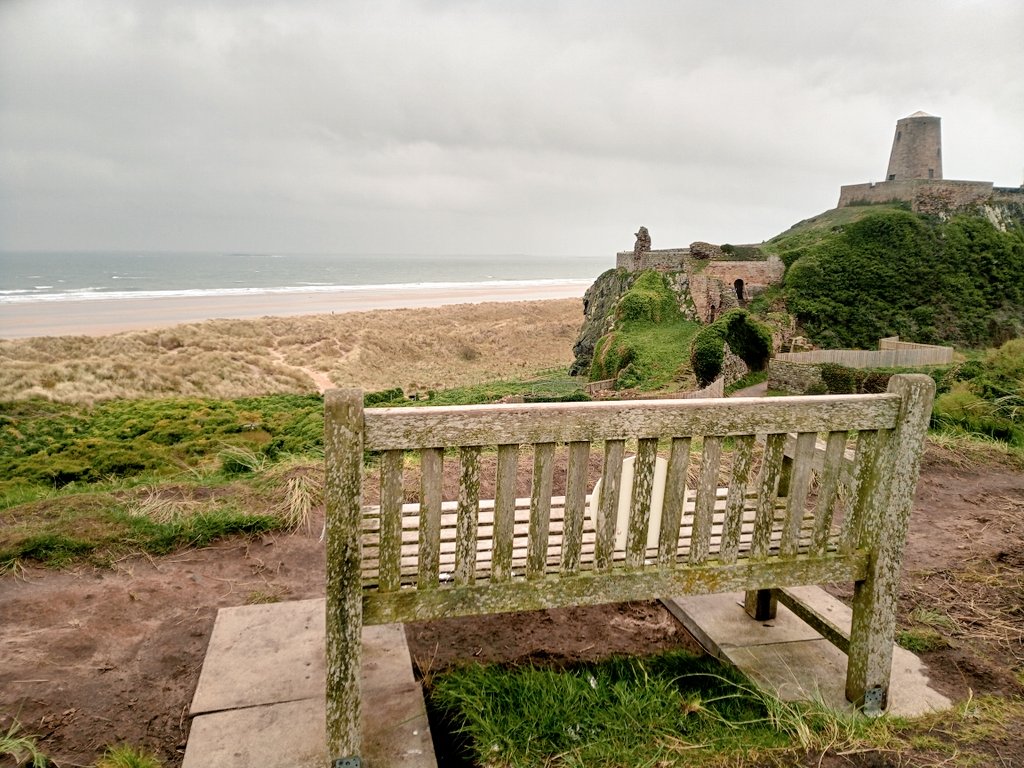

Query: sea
[[0, 251, 608, 305]]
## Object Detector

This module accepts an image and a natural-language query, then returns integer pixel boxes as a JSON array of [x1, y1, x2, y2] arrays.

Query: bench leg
[[743, 588, 777, 621], [845, 575, 896, 713]]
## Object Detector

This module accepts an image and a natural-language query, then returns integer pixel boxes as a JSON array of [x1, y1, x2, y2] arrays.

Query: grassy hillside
[[763, 205, 1024, 349], [588, 271, 701, 390]]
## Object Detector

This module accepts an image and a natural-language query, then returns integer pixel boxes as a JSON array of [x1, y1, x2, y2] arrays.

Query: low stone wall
[[767, 360, 824, 395], [837, 179, 994, 212]]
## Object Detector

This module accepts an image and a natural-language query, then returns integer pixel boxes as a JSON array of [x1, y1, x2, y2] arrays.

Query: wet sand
[[0, 281, 588, 339]]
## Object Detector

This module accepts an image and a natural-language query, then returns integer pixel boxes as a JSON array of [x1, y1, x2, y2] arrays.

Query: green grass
[[587, 270, 702, 391], [95, 744, 162, 768], [0, 394, 324, 491], [1, 493, 282, 571], [427, 651, 880, 767], [761, 203, 912, 265], [410, 369, 588, 406]]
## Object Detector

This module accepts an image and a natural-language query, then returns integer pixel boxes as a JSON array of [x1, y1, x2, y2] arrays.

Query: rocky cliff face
[[569, 268, 635, 376]]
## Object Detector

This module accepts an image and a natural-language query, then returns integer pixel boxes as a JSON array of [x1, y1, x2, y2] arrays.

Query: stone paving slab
[[663, 589, 952, 718], [184, 598, 436, 768]]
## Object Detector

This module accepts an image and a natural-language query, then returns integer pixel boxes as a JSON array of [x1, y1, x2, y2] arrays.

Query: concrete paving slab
[[663, 592, 823, 651], [184, 698, 326, 768], [663, 589, 952, 718], [191, 598, 324, 714], [185, 598, 436, 768]]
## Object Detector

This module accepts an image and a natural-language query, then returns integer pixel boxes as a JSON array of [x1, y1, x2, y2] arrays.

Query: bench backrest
[[326, 375, 934, 621], [323, 374, 935, 756]]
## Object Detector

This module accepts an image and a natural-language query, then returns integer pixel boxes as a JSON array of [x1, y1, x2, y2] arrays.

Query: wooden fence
[[776, 337, 952, 368]]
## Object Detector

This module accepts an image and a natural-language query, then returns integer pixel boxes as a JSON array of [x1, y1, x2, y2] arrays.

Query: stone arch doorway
[[734, 279, 745, 305]]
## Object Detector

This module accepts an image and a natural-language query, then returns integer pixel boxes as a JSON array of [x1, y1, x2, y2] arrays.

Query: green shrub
[[614, 271, 680, 324], [781, 210, 1024, 349], [689, 326, 727, 386], [929, 339, 1024, 445], [819, 363, 857, 394], [589, 333, 635, 382], [689, 310, 773, 386], [364, 387, 405, 406]]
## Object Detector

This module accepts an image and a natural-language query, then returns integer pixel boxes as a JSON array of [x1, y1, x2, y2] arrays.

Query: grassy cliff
[[763, 205, 1024, 349]]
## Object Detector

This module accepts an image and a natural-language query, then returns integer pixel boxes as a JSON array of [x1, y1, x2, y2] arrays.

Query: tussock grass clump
[[0, 719, 48, 767], [96, 743, 162, 768]]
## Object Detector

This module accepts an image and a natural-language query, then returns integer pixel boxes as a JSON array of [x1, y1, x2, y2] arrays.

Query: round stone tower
[[885, 111, 942, 181]]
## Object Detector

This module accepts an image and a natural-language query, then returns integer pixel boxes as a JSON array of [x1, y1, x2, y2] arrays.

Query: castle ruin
[[838, 111, 1023, 213], [614, 236, 784, 324]]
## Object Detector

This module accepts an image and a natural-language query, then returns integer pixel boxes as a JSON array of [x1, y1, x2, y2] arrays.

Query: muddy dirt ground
[[2, 443, 1022, 767]]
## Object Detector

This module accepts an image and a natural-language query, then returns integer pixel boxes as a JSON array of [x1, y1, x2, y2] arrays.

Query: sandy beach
[[0, 280, 589, 339]]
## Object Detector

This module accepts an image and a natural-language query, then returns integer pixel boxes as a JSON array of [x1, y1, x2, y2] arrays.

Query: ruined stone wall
[[704, 257, 784, 288], [837, 179, 994, 211], [615, 249, 689, 271], [767, 360, 824, 395], [612, 248, 785, 323], [720, 342, 749, 387]]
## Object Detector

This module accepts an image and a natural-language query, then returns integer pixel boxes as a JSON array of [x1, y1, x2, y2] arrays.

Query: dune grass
[[0, 299, 582, 404]]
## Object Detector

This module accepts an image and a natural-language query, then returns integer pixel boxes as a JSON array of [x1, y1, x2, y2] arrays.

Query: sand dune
[[0, 298, 585, 404]]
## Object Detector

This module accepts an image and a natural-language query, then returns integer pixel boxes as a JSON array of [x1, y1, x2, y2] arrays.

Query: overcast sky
[[1, 0, 1022, 257]]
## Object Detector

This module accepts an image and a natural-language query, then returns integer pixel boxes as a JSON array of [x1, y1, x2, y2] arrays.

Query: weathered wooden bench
[[324, 374, 935, 764]]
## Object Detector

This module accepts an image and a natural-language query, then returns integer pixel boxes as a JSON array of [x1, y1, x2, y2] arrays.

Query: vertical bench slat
[[626, 438, 659, 568], [595, 439, 625, 571], [418, 447, 443, 590], [841, 430, 881, 554], [492, 444, 519, 583], [658, 437, 691, 566], [561, 441, 591, 573], [719, 434, 755, 564], [744, 432, 786, 620], [690, 436, 722, 564], [781, 432, 818, 556], [378, 450, 404, 592], [810, 431, 849, 555], [455, 446, 481, 585], [527, 442, 556, 579], [751, 433, 786, 558]]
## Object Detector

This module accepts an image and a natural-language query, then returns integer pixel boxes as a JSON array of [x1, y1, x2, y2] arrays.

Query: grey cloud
[[1, 0, 1022, 254]]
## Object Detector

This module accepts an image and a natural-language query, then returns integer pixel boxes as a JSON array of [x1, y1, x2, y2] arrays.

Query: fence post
[[325, 389, 365, 763], [845, 374, 934, 711]]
